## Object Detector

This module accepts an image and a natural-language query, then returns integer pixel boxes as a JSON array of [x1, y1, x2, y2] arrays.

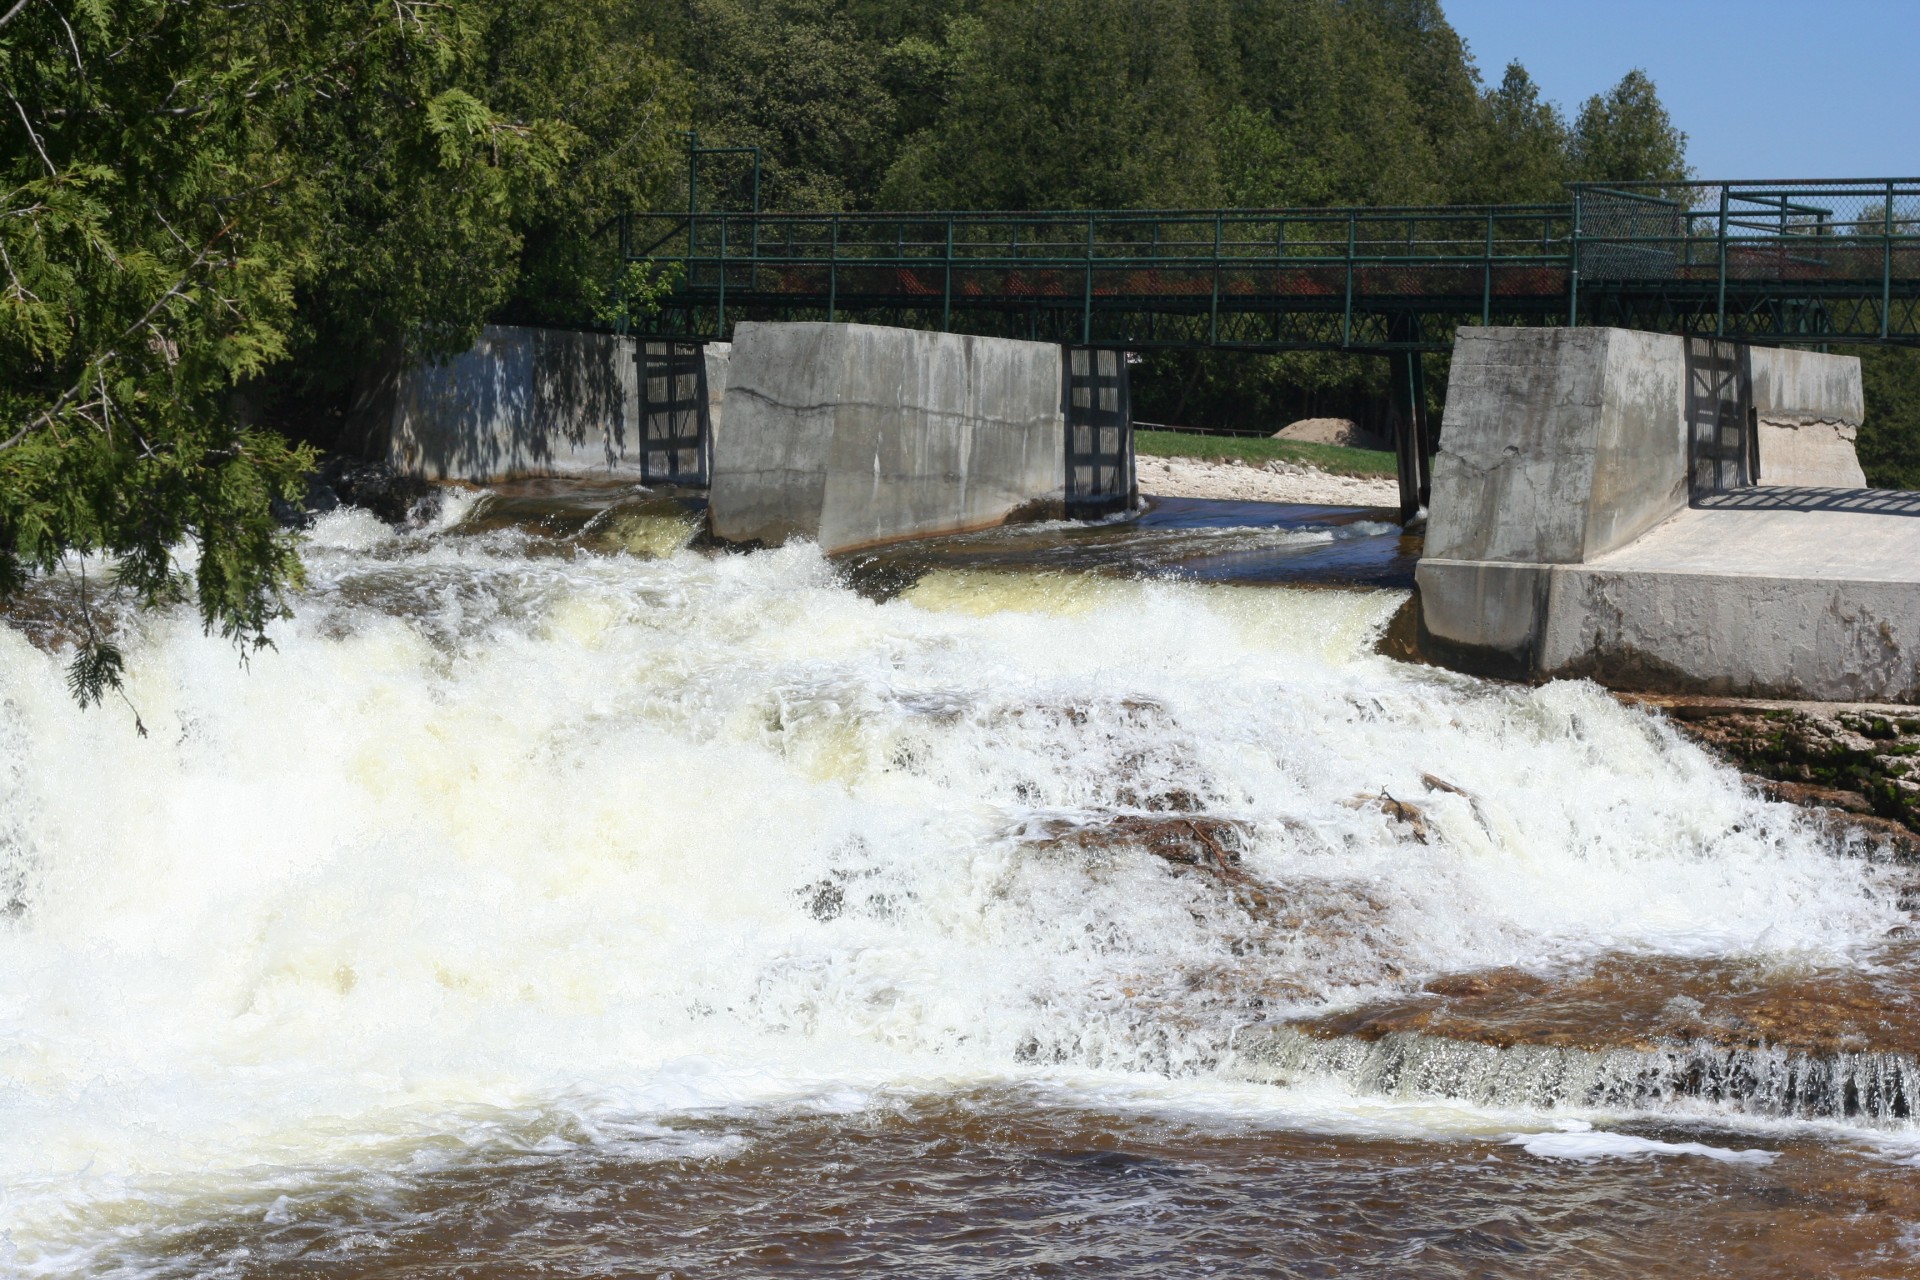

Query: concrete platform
[[1421, 489, 1920, 702], [1416, 327, 1915, 702]]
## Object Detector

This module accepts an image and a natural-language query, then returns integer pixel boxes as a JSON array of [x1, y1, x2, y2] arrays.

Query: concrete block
[[710, 322, 1066, 554], [1757, 419, 1867, 488], [1425, 327, 1687, 565], [1421, 499, 1920, 702], [704, 342, 731, 447], [1536, 563, 1920, 702], [1746, 345, 1867, 487], [1749, 346, 1865, 425], [1412, 558, 1552, 680], [1417, 326, 1909, 702], [386, 325, 642, 481]]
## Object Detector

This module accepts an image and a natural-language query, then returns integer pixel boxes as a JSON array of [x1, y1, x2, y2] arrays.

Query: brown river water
[[1, 483, 1915, 1278]]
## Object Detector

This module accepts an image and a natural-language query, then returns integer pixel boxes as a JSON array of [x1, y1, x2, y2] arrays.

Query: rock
[[1344, 790, 1430, 843], [1273, 417, 1392, 452], [1030, 812, 1249, 875], [1626, 695, 1920, 845], [276, 454, 441, 528]]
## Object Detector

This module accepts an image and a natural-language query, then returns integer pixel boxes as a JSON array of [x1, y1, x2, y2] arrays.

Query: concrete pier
[[1416, 327, 1918, 702], [708, 322, 1067, 554], [374, 326, 729, 483]]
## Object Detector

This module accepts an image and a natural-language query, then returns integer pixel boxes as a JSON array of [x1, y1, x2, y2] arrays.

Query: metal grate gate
[[1684, 339, 1757, 496], [637, 341, 712, 486], [1063, 347, 1135, 516]]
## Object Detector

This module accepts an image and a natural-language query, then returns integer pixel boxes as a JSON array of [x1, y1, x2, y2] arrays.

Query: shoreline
[[1135, 452, 1401, 509]]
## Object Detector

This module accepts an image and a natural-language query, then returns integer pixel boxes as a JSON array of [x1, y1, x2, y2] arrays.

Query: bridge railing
[[620, 180, 1920, 349], [1572, 179, 1920, 338], [624, 204, 1575, 342]]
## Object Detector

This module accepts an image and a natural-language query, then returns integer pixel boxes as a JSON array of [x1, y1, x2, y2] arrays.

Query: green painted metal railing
[[619, 178, 1920, 352]]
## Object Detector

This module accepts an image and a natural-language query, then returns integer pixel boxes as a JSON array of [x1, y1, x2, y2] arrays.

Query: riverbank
[[1136, 452, 1402, 507], [1622, 694, 1920, 849]]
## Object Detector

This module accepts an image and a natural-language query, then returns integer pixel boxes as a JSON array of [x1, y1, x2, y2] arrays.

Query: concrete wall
[[385, 326, 644, 481], [709, 322, 1066, 554], [1424, 327, 1688, 565], [1415, 327, 1906, 699], [1749, 345, 1867, 488], [704, 342, 731, 447], [372, 327, 735, 485]]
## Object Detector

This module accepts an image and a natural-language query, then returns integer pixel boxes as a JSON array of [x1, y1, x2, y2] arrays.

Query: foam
[[0, 520, 1899, 1262]]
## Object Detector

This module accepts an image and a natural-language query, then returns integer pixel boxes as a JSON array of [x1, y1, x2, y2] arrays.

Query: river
[[0, 484, 1914, 1277]]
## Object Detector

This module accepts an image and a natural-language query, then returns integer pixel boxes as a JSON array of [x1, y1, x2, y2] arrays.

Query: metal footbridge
[[622, 176, 1920, 352], [617, 164, 1919, 518]]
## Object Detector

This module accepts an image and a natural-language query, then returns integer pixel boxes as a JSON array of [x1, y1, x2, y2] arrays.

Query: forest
[[2, 0, 1916, 695]]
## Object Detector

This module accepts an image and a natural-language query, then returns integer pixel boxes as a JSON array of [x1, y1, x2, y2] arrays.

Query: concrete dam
[[372, 318, 1910, 704]]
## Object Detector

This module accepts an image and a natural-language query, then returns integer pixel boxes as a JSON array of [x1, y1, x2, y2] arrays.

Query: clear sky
[[1441, 0, 1918, 179]]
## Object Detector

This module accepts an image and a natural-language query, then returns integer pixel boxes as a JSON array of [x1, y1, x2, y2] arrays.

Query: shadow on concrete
[[391, 327, 633, 480], [1695, 486, 1920, 517]]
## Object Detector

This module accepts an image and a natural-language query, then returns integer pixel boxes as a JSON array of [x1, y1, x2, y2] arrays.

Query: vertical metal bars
[[637, 342, 712, 487], [1062, 347, 1134, 516]]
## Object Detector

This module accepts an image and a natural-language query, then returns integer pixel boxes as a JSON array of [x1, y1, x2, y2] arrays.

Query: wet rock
[[1288, 943, 1920, 1060], [1343, 791, 1430, 843], [1029, 813, 1249, 875], [1422, 967, 1549, 999], [1627, 695, 1920, 847], [276, 454, 440, 528]]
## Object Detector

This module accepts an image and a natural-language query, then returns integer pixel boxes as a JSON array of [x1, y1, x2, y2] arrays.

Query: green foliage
[[595, 261, 684, 332], [1571, 69, 1691, 188], [1, 0, 689, 712], [1133, 429, 1397, 477], [1451, 62, 1572, 204], [1856, 347, 1920, 490], [880, 0, 1228, 211], [681, 0, 905, 212]]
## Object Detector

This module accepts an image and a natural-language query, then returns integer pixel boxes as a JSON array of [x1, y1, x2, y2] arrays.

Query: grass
[[1133, 429, 1398, 478]]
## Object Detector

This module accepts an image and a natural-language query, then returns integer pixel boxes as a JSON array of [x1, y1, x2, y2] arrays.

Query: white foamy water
[[0, 508, 1904, 1266]]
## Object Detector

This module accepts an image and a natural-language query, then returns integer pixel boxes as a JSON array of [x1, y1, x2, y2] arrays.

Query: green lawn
[[1133, 429, 1398, 478]]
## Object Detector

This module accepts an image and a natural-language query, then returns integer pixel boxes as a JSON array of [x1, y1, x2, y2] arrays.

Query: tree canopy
[[1, 0, 681, 702]]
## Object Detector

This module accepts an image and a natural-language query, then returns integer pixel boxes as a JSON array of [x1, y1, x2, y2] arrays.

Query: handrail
[[620, 176, 1920, 351]]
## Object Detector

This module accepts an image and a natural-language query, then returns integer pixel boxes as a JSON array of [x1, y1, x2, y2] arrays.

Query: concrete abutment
[[1416, 326, 1916, 702]]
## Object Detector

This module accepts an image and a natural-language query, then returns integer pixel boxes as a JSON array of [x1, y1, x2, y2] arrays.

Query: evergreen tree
[[682, 0, 901, 212], [1571, 69, 1691, 187], [1453, 62, 1572, 204], [879, 0, 1228, 211], [1, 0, 687, 706], [1856, 348, 1920, 490]]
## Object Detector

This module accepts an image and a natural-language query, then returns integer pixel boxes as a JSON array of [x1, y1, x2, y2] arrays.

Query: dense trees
[[1, 0, 681, 700]]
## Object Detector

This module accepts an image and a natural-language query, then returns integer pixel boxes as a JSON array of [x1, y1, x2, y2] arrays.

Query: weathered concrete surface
[[1749, 346, 1867, 487], [1750, 345, 1866, 425], [385, 325, 641, 481], [703, 342, 731, 446], [1424, 327, 1688, 565], [709, 322, 1065, 554], [1416, 327, 1909, 700], [1420, 504, 1920, 700], [1757, 419, 1867, 488], [1547, 496, 1920, 699]]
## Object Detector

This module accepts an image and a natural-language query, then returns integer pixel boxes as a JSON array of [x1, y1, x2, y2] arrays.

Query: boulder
[[1273, 417, 1391, 452]]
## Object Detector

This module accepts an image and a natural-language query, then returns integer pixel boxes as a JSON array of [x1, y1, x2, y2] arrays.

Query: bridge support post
[[1387, 324, 1432, 523]]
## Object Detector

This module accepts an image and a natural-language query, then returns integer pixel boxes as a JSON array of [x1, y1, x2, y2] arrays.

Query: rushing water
[[0, 485, 1915, 1277]]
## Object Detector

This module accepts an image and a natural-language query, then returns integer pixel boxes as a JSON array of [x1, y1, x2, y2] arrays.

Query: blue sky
[[1442, 0, 1918, 179]]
